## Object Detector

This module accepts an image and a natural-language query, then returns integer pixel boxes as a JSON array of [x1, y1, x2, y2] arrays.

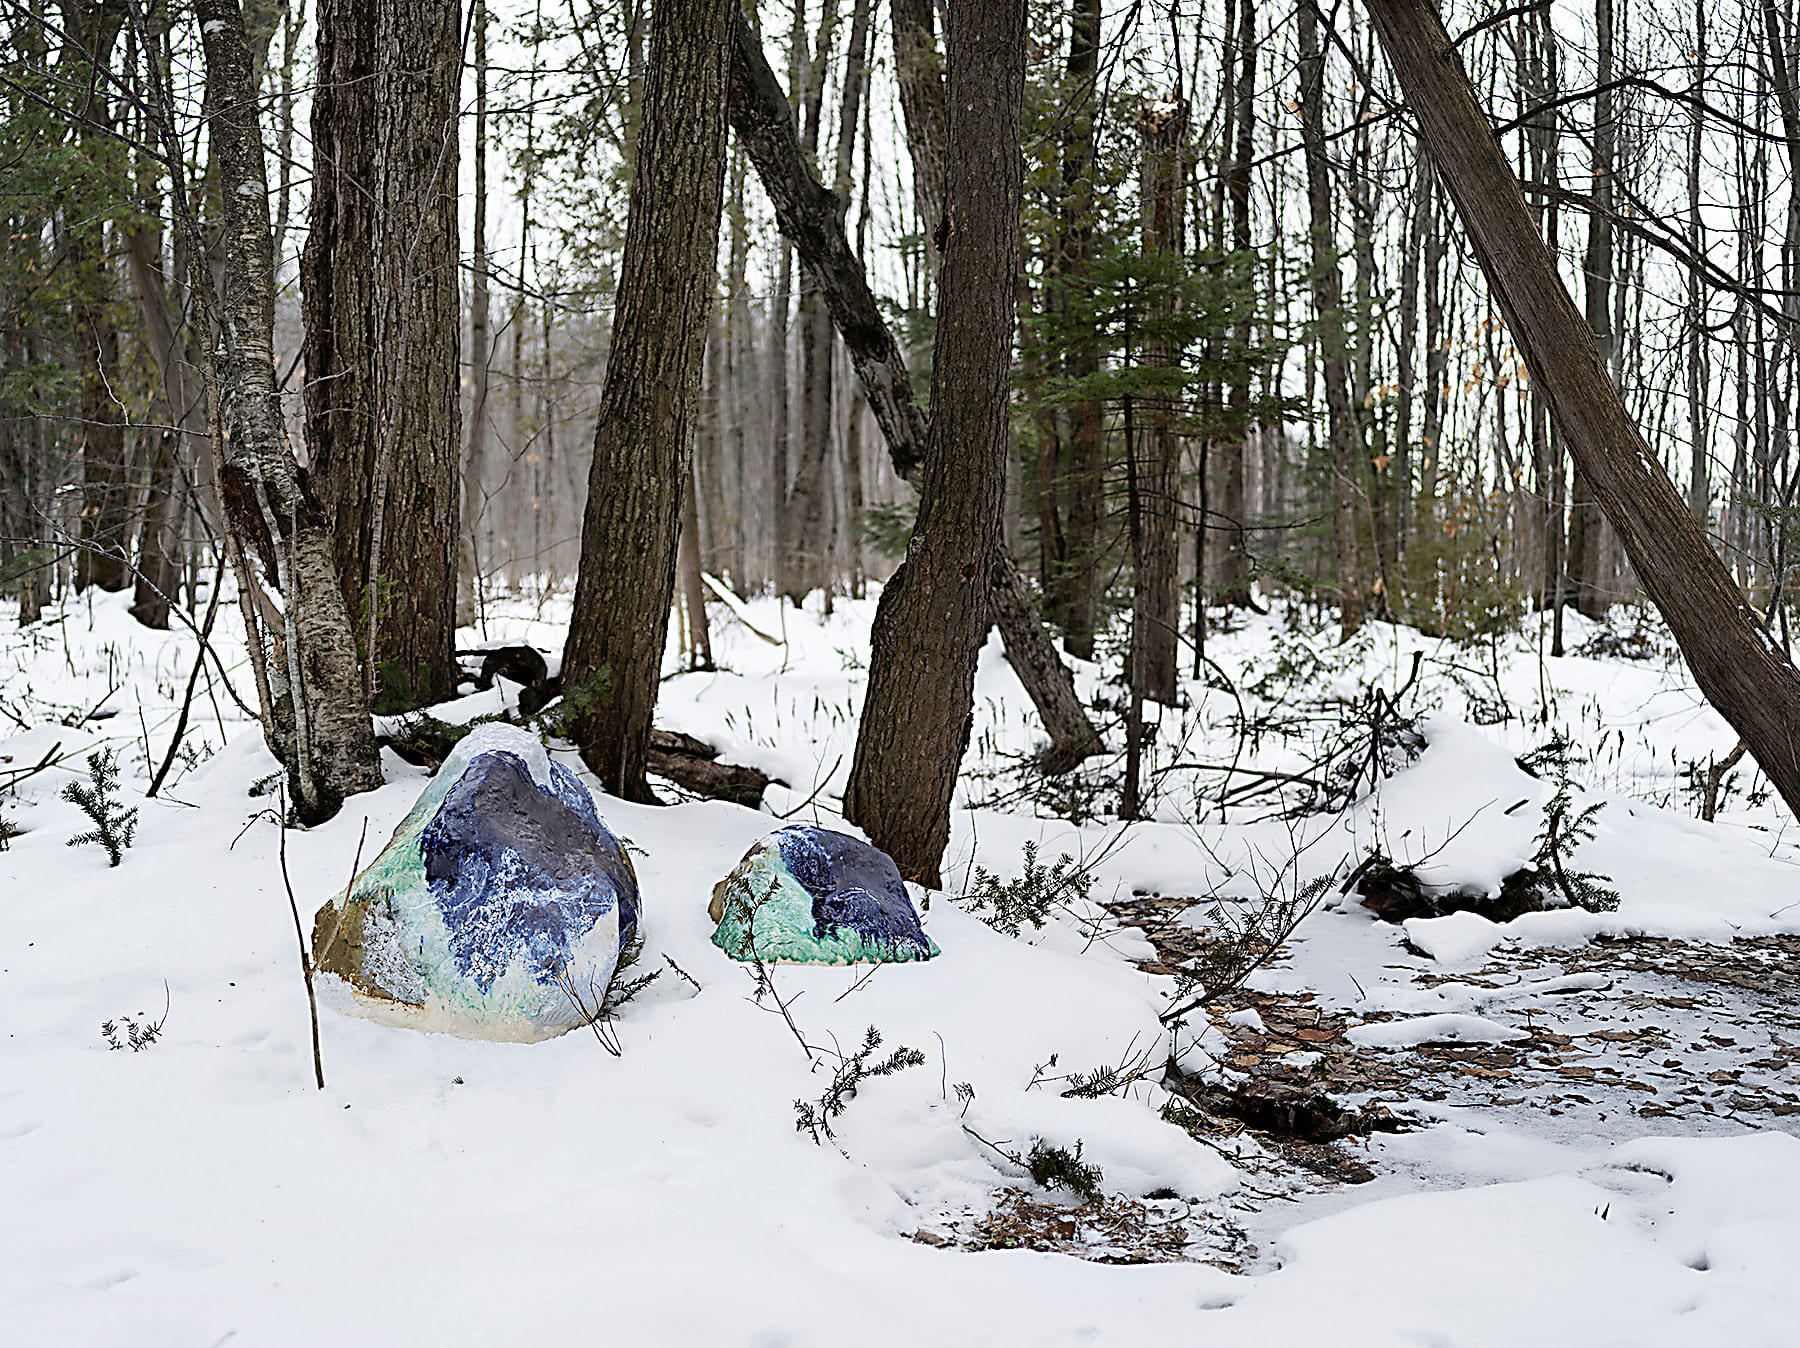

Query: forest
[[4, 0, 1800, 1341]]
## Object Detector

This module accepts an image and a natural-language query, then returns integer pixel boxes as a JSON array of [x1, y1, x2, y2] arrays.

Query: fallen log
[[647, 729, 784, 808]]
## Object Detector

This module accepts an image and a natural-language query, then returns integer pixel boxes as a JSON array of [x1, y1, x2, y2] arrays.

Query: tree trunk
[[1216, 0, 1258, 610], [1055, 0, 1104, 660], [124, 206, 204, 631], [186, 0, 381, 822], [1298, 0, 1366, 639], [66, 4, 130, 594], [1685, 0, 1709, 527], [1567, 0, 1614, 620], [1137, 96, 1187, 704], [727, 141, 753, 587], [843, 0, 1024, 885], [459, 0, 492, 628], [1363, 0, 1800, 821], [892, 0, 947, 274], [302, 0, 461, 711], [561, 0, 730, 802], [679, 457, 714, 670], [728, 11, 1102, 770]]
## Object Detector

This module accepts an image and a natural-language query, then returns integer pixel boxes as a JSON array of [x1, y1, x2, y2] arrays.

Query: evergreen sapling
[[62, 748, 136, 866]]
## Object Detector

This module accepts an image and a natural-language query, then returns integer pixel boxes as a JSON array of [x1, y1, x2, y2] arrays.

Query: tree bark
[[561, 0, 730, 803], [1362, 0, 1800, 820], [727, 11, 1102, 771], [842, 0, 1024, 886], [188, 0, 381, 822], [302, 0, 461, 711]]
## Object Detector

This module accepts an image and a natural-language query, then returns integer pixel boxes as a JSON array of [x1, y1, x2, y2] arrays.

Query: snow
[[4, 587, 1800, 1343], [1347, 1013, 1528, 1048]]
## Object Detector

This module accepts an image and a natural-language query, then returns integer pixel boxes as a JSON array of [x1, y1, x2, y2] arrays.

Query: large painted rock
[[312, 723, 640, 1041], [709, 826, 939, 965]]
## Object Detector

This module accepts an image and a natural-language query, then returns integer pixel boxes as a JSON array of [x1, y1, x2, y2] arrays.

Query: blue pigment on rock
[[419, 751, 639, 992]]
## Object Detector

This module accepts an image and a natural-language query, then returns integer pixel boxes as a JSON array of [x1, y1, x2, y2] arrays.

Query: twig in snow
[[277, 788, 325, 1090]]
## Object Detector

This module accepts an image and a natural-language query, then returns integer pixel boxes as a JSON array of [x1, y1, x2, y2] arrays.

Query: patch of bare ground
[[1121, 895, 1800, 1174], [914, 908, 1800, 1267]]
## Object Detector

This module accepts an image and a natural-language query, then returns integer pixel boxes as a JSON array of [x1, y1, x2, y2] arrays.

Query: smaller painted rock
[[709, 826, 939, 965], [312, 723, 639, 1041]]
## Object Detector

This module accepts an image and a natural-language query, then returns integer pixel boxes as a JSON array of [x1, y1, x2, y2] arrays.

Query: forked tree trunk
[[124, 210, 203, 631], [1362, 0, 1800, 820], [842, 0, 1025, 885], [303, 0, 461, 710], [727, 12, 1102, 772], [561, 0, 730, 802], [185, 0, 381, 823]]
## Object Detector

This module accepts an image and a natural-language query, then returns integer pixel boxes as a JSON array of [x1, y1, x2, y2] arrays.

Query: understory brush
[[794, 1026, 926, 1143], [960, 840, 1097, 937], [1161, 826, 1345, 1024]]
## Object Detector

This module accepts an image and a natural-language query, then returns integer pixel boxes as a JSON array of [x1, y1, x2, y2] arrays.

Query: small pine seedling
[[1533, 783, 1619, 914], [1026, 1139, 1105, 1203], [62, 747, 138, 866]]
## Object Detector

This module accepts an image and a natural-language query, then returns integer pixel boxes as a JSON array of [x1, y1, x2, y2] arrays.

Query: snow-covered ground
[[4, 583, 1799, 1345]]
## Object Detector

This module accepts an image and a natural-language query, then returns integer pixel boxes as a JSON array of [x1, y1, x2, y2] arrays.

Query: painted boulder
[[312, 723, 640, 1041], [709, 825, 939, 965]]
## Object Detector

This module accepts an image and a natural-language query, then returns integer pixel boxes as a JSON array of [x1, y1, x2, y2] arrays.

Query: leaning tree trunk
[[727, 11, 1102, 771], [842, 0, 1025, 886], [561, 0, 730, 802], [184, 0, 381, 823], [1362, 0, 1800, 820], [1298, 0, 1367, 640], [302, 0, 461, 711]]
